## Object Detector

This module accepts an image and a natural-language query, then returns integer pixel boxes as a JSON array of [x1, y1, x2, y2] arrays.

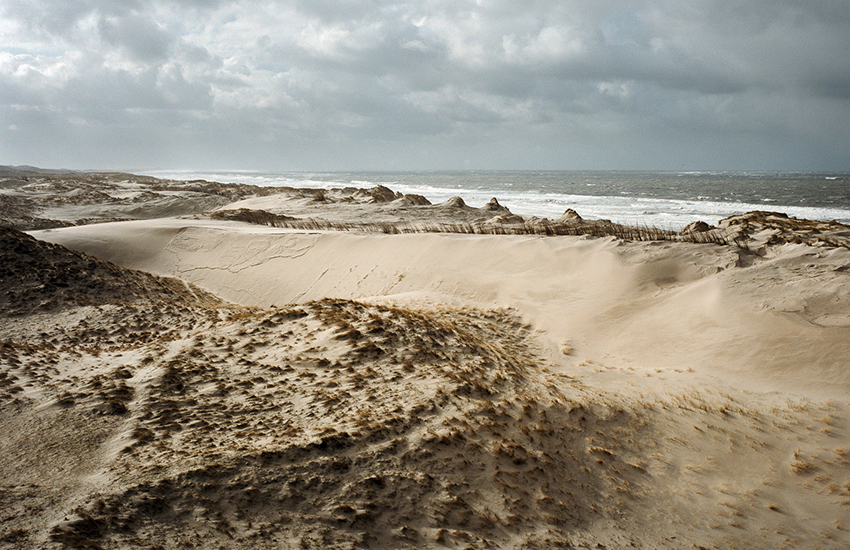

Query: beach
[[2, 168, 850, 549]]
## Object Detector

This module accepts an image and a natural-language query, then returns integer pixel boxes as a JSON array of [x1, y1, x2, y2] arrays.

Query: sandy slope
[[33, 218, 850, 399], [5, 180, 850, 548]]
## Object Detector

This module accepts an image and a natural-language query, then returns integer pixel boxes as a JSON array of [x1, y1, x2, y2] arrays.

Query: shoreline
[[4, 166, 850, 250]]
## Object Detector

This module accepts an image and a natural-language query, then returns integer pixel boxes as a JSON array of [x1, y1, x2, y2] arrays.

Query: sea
[[143, 170, 850, 231]]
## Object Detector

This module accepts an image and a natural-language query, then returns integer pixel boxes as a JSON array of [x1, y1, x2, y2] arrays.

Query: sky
[[2, 0, 850, 172]]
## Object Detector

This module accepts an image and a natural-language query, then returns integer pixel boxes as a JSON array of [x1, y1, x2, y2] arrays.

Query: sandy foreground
[[3, 169, 850, 549]]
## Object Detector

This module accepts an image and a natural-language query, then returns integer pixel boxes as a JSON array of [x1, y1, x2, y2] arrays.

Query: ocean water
[[144, 170, 850, 230]]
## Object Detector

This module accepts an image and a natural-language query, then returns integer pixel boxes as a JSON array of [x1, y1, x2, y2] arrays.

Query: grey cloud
[[806, 76, 850, 101], [2, 0, 850, 170], [180, 43, 217, 64], [1, 0, 143, 37], [98, 14, 176, 62], [289, 0, 387, 23]]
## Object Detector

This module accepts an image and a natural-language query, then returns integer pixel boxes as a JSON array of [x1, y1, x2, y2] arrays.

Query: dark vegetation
[[211, 207, 850, 250], [0, 226, 221, 315]]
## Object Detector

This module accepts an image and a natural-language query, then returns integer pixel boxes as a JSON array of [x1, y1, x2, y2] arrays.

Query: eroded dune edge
[[2, 169, 850, 549]]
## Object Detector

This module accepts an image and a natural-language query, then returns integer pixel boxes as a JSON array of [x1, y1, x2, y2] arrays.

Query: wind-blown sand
[[3, 168, 850, 549]]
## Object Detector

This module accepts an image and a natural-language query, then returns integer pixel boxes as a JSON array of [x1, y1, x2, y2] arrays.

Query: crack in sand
[[165, 229, 317, 277], [291, 267, 331, 303]]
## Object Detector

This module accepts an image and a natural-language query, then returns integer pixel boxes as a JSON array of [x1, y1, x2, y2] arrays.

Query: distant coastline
[[140, 168, 850, 229]]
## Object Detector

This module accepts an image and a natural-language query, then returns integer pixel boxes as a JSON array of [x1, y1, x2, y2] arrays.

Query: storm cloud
[[2, 0, 849, 170]]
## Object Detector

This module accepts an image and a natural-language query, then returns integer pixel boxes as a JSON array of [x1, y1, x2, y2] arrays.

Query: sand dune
[[32, 218, 850, 399], [3, 172, 850, 548]]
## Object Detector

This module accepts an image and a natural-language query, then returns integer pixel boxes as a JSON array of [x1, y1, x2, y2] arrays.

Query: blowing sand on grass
[[3, 170, 850, 549]]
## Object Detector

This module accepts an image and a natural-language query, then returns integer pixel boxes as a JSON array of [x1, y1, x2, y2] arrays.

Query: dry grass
[[210, 208, 754, 246], [790, 449, 820, 475], [209, 206, 850, 252]]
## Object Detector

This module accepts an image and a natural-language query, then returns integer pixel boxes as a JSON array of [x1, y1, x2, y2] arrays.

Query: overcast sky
[[2, 0, 849, 171]]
